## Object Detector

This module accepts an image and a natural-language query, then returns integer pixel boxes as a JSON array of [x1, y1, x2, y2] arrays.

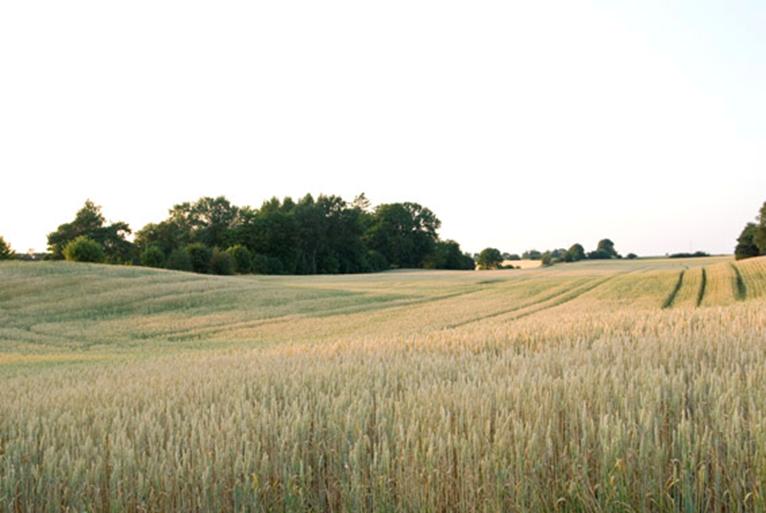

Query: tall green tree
[[425, 240, 475, 270], [366, 202, 441, 268], [588, 239, 619, 260], [735, 223, 761, 260], [565, 243, 586, 262], [47, 200, 133, 263], [0, 236, 13, 260], [756, 202, 766, 255], [476, 248, 503, 270], [168, 196, 239, 248]]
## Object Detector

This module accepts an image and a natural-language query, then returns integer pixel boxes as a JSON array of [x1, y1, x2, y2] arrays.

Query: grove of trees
[[735, 202, 766, 260], [43, 195, 476, 275]]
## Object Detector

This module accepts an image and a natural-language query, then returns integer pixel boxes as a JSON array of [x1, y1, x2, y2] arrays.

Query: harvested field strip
[[700, 262, 736, 307]]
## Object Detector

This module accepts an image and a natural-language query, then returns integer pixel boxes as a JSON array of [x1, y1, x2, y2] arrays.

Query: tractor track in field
[[662, 270, 685, 309], [163, 280, 517, 341], [443, 273, 619, 330], [731, 263, 747, 301], [696, 268, 707, 307]]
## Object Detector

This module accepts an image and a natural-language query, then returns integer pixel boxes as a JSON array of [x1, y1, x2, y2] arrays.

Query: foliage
[[669, 251, 710, 259], [225, 245, 253, 274], [366, 202, 441, 268], [755, 202, 766, 255], [210, 249, 235, 275], [522, 249, 542, 260], [424, 240, 475, 270], [140, 246, 166, 268], [565, 243, 586, 262], [476, 247, 503, 269], [166, 248, 193, 272], [0, 236, 13, 260], [47, 200, 133, 263], [735, 223, 761, 260], [588, 239, 620, 260], [186, 243, 213, 274], [626, 253, 638, 259], [62, 236, 105, 263]]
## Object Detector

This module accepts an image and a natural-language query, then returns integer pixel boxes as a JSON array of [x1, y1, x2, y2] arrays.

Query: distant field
[[501, 258, 541, 269], [2, 255, 766, 512]]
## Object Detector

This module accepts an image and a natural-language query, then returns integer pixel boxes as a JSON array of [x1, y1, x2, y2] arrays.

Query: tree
[[735, 223, 761, 260], [166, 248, 193, 272], [565, 243, 585, 262], [168, 196, 239, 249], [477, 248, 503, 270], [210, 249, 235, 275], [63, 236, 105, 263], [626, 253, 638, 260], [424, 240, 475, 270], [0, 236, 13, 260], [225, 245, 253, 274], [541, 251, 553, 267], [756, 202, 766, 255], [140, 246, 166, 268], [186, 243, 213, 274], [366, 202, 441, 268], [48, 200, 133, 263], [588, 239, 619, 260], [522, 250, 542, 260]]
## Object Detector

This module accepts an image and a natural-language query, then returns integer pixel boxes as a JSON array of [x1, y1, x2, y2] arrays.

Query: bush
[[140, 246, 166, 268], [477, 248, 503, 270], [366, 250, 389, 272], [62, 236, 105, 263], [0, 236, 13, 260], [166, 248, 193, 272], [225, 245, 253, 274], [210, 249, 235, 275], [186, 243, 213, 274]]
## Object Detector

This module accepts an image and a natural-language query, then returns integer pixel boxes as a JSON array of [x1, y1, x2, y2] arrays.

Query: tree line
[[735, 201, 766, 260], [475, 239, 628, 269], [11, 194, 476, 274]]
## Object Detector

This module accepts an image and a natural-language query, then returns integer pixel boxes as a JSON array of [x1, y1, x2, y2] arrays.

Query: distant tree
[[522, 250, 542, 260], [0, 236, 13, 260], [365, 250, 389, 272], [477, 248, 503, 270], [134, 221, 188, 258], [63, 236, 105, 263], [541, 251, 553, 267], [48, 200, 133, 263], [186, 243, 213, 274], [565, 243, 586, 262], [425, 240, 475, 270], [756, 202, 766, 255], [140, 246, 166, 268], [366, 202, 441, 268], [166, 248, 193, 272], [169, 196, 239, 249], [226, 245, 253, 274], [210, 249, 235, 275], [626, 253, 638, 260], [503, 253, 521, 261], [735, 223, 761, 260], [588, 239, 619, 260]]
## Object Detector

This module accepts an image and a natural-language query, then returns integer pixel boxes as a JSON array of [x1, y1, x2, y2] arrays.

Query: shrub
[[62, 236, 105, 263], [186, 243, 213, 274], [210, 249, 235, 275], [225, 245, 253, 274], [166, 248, 193, 272], [140, 246, 166, 268], [0, 236, 12, 260]]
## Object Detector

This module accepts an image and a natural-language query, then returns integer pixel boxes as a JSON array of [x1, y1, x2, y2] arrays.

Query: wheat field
[[2, 256, 766, 513]]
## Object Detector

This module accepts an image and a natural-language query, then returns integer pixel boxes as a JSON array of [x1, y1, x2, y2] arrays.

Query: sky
[[1, 1, 764, 256]]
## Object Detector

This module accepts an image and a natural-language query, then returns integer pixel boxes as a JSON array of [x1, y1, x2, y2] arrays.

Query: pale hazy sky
[[1, 1, 764, 256]]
